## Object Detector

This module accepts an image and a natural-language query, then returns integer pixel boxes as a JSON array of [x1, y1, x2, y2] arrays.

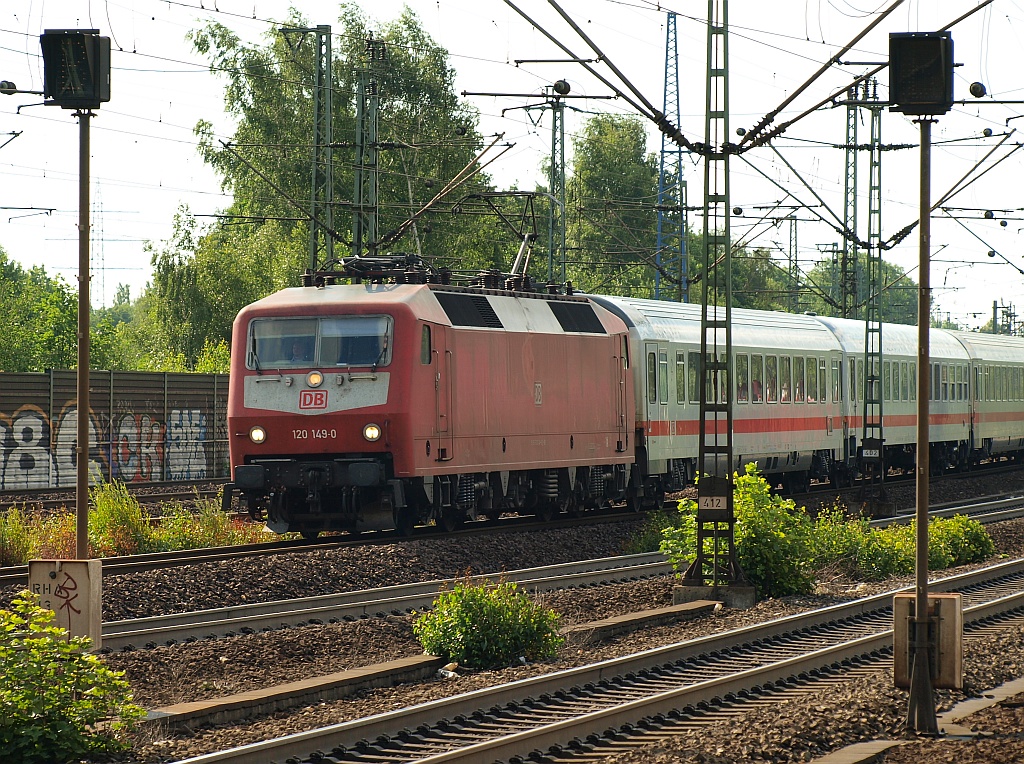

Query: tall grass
[[0, 481, 278, 565]]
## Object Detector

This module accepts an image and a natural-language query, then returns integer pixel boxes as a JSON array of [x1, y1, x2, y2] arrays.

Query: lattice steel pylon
[[281, 24, 335, 272], [548, 94, 566, 283], [861, 80, 885, 494], [656, 11, 687, 302], [353, 35, 386, 258], [682, 0, 744, 589], [841, 82, 860, 320]]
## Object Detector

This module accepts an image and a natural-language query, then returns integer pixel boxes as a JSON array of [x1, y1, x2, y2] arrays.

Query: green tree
[[802, 253, 919, 324], [564, 114, 660, 296], [0, 249, 78, 372]]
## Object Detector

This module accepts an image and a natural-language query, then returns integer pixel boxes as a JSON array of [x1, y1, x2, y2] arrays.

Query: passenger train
[[223, 260, 1024, 537]]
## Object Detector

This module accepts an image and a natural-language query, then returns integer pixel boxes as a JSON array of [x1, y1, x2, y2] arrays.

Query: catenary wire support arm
[[219, 140, 348, 244], [738, 0, 905, 148], [374, 135, 512, 251]]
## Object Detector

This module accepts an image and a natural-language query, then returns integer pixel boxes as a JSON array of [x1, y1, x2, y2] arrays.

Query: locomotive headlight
[[362, 423, 382, 442], [249, 426, 267, 444], [306, 370, 324, 387]]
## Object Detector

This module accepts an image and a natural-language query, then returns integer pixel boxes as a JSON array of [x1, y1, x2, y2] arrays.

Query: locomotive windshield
[[248, 315, 392, 369]]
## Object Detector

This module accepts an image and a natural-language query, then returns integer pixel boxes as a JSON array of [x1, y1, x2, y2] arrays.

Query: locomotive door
[[433, 327, 454, 461]]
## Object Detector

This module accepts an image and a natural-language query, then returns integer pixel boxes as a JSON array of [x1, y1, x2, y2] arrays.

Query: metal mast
[[861, 81, 885, 491], [656, 11, 687, 302], [548, 92, 566, 283], [281, 24, 335, 271], [788, 215, 799, 312], [842, 82, 859, 319], [353, 35, 385, 257], [310, 26, 333, 271], [682, 0, 743, 589]]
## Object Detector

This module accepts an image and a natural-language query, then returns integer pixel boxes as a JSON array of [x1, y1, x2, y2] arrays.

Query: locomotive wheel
[[439, 510, 465, 533], [394, 507, 416, 537], [535, 502, 556, 522]]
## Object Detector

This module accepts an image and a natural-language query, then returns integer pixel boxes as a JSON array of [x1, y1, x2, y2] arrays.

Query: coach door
[[433, 327, 454, 461], [645, 343, 669, 444]]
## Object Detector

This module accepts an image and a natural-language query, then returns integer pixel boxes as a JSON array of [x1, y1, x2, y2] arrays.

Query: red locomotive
[[224, 259, 636, 537]]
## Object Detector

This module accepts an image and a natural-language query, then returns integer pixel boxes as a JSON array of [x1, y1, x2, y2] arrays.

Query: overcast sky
[[2, 0, 1022, 330]]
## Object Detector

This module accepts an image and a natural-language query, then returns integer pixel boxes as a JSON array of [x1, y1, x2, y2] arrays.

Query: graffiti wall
[[0, 371, 228, 490]]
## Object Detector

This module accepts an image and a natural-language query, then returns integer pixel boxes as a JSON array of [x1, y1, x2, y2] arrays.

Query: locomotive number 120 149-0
[[292, 429, 337, 439]]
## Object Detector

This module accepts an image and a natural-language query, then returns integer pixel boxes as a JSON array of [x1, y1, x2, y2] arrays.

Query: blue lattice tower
[[656, 12, 687, 302]]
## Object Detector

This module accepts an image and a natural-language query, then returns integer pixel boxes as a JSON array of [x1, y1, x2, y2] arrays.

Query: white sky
[[1, 1, 1023, 330]]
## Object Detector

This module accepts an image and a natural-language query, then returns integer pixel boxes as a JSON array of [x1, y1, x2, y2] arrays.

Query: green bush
[[660, 464, 815, 599], [0, 592, 144, 763], [0, 508, 33, 566], [809, 503, 871, 577], [929, 514, 995, 567], [624, 508, 688, 554], [413, 577, 564, 669], [89, 481, 157, 557]]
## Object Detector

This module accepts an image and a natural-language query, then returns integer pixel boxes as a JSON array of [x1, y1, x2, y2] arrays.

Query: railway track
[[0, 480, 226, 514], [89, 493, 1024, 652], [0, 508, 650, 590], [2, 490, 1022, 593], [101, 551, 673, 651], [171, 558, 1024, 764]]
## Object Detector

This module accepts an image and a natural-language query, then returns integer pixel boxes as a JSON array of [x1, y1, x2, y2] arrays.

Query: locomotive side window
[[765, 356, 778, 403], [736, 354, 749, 402], [751, 354, 764, 403], [421, 326, 432, 364], [676, 352, 686, 404]]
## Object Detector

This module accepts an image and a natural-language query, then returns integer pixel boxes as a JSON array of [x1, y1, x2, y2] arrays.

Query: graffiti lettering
[[0, 404, 209, 489]]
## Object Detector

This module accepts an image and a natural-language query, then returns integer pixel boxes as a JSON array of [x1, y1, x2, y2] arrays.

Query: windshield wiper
[[371, 336, 389, 372]]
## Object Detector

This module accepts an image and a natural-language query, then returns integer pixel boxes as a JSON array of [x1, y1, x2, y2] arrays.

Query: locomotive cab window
[[247, 315, 393, 370], [421, 325, 432, 364]]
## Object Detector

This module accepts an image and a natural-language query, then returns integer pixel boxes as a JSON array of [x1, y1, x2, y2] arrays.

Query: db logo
[[299, 390, 328, 410]]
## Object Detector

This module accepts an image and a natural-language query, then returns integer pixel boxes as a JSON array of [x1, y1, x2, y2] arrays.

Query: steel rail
[[169, 559, 1024, 764], [101, 552, 673, 650]]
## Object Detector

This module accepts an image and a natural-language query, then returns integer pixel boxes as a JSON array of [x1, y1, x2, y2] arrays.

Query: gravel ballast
[[5, 468, 1024, 762]]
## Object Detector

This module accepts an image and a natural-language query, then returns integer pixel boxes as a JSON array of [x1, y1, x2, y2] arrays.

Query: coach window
[[850, 361, 857, 404], [883, 361, 891, 402], [688, 351, 700, 403], [780, 356, 792, 403], [806, 357, 818, 402], [766, 356, 778, 403], [659, 351, 669, 405], [749, 354, 765, 401], [647, 351, 658, 404], [900, 362, 908, 401], [736, 354, 749, 402], [793, 356, 805, 402], [909, 363, 916, 401], [832, 359, 840, 402], [943, 364, 951, 401], [421, 326, 432, 364], [676, 352, 686, 404]]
